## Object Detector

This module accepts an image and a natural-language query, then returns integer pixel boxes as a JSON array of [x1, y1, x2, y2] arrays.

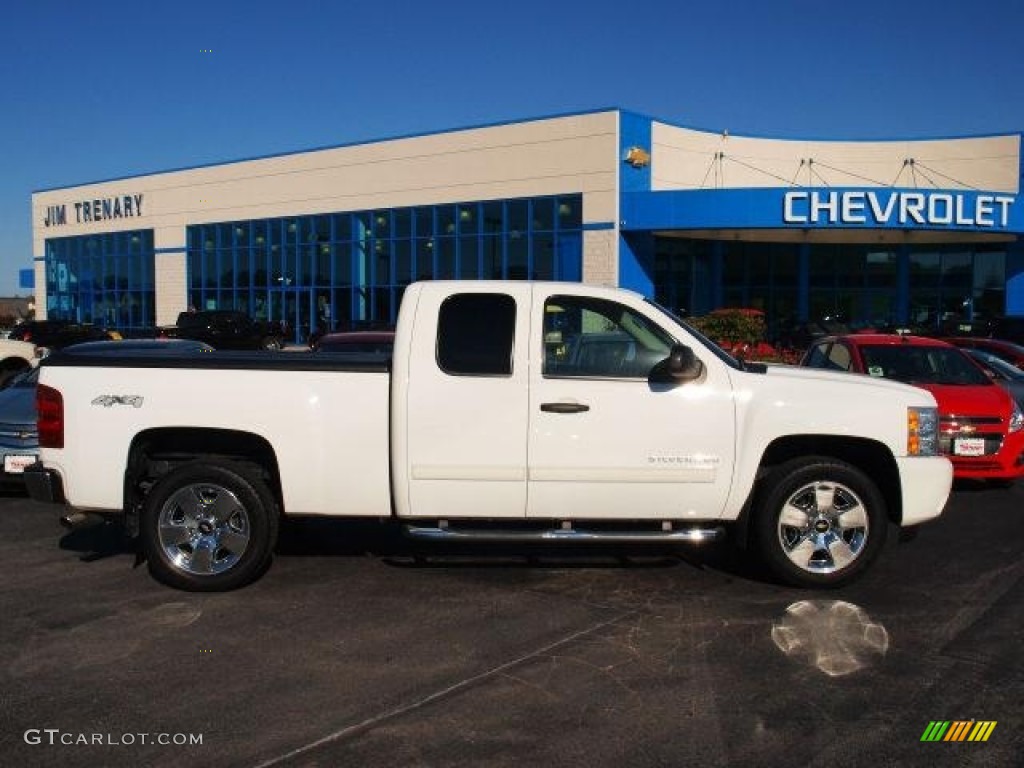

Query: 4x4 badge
[[91, 395, 144, 408]]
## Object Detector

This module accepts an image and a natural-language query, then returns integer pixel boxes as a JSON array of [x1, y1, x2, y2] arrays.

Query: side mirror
[[651, 344, 704, 384]]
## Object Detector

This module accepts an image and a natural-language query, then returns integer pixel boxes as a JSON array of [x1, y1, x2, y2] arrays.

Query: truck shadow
[[55, 516, 765, 582], [277, 517, 763, 580], [58, 520, 135, 563]]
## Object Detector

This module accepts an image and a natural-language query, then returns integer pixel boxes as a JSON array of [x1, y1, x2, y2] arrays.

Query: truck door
[[527, 290, 736, 520], [399, 285, 531, 518]]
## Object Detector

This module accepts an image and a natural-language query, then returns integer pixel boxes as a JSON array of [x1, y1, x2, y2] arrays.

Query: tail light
[[37, 384, 64, 449]]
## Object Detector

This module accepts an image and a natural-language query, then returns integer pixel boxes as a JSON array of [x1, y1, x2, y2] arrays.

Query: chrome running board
[[402, 521, 725, 544]]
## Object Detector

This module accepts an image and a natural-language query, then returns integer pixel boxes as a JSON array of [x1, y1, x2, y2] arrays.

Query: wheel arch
[[733, 434, 901, 548], [124, 427, 283, 536]]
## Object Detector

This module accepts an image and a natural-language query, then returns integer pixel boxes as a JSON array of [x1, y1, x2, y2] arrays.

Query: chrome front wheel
[[755, 458, 887, 588], [776, 481, 869, 576]]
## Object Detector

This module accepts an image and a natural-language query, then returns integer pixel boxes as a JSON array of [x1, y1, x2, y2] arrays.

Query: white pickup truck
[[26, 281, 952, 591]]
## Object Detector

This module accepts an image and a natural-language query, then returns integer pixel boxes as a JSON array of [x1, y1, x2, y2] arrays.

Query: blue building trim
[[619, 112, 652, 194], [619, 232, 655, 296], [154, 246, 187, 254], [622, 188, 1022, 235], [582, 222, 616, 231]]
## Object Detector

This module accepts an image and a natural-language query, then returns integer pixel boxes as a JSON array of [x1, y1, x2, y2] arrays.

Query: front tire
[[141, 461, 279, 591], [753, 458, 887, 588]]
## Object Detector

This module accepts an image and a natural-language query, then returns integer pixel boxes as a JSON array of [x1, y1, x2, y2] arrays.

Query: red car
[[942, 337, 1024, 372], [802, 334, 1024, 482]]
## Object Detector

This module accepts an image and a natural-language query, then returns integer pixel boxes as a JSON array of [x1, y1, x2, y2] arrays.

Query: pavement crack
[[252, 609, 639, 768]]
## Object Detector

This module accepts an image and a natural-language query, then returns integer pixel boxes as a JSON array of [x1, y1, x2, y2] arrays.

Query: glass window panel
[[481, 236, 502, 279], [234, 222, 248, 247], [301, 244, 316, 286], [557, 196, 582, 229], [532, 197, 555, 232], [507, 236, 528, 280], [458, 204, 477, 235], [508, 199, 528, 235], [416, 238, 435, 280], [437, 238, 456, 279], [332, 213, 351, 241], [459, 236, 479, 279], [482, 201, 503, 234], [414, 207, 433, 238], [533, 234, 554, 280], [373, 211, 391, 238], [438, 205, 457, 236], [394, 208, 411, 238], [316, 243, 332, 285], [395, 240, 413, 285], [375, 240, 391, 285]]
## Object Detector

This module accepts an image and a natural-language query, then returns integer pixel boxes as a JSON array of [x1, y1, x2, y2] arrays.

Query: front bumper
[[946, 429, 1024, 480], [896, 456, 954, 526], [23, 462, 66, 505]]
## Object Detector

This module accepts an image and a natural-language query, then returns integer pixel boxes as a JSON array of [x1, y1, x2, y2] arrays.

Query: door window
[[543, 296, 673, 379]]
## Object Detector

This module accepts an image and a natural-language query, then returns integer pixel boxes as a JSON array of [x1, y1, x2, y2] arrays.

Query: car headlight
[[1010, 402, 1024, 434], [908, 406, 939, 456]]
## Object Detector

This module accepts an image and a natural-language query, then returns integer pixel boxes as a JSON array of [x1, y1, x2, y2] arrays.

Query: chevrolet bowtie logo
[[623, 146, 651, 168]]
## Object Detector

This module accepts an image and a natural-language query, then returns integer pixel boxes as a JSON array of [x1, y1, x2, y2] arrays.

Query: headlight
[[1010, 402, 1024, 434], [908, 406, 939, 456]]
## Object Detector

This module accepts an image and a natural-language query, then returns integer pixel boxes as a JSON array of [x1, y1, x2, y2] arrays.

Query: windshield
[[860, 345, 992, 386], [968, 350, 1024, 381], [644, 299, 742, 370]]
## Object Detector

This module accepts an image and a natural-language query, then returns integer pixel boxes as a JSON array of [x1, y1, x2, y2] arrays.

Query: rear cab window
[[436, 293, 516, 376]]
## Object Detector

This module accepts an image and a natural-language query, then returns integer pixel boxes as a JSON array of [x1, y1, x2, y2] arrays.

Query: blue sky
[[2, 0, 1023, 296]]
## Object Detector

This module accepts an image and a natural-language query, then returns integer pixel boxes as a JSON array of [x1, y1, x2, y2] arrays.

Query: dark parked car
[[159, 310, 285, 350], [962, 347, 1024, 410], [943, 337, 1024, 371], [7, 320, 114, 349]]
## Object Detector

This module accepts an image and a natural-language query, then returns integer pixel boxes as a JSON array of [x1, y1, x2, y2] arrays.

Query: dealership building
[[30, 109, 1023, 343]]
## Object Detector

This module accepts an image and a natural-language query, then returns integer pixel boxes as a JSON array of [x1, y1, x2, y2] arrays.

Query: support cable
[[809, 161, 888, 187], [889, 160, 910, 187], [699, 152, 718, 189], [912, 162, 981, 191], [720, 154, 798, 186]]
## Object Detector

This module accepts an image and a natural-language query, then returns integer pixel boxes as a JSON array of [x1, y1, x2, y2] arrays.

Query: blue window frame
[[44, 229, 155, 330], [186, 194, 583, 343]]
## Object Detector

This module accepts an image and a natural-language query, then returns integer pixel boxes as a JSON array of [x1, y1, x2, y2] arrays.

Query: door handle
[[540, 402, 590, 414]]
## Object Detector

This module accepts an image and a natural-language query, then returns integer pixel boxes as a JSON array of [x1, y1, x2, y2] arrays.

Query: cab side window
[[436, 293, 516, 376], [543, 296, 673, 379], [805, 343, 831, 368]]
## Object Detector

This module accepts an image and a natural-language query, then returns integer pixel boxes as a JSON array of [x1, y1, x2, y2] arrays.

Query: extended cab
[[27, 282, 953, 591]]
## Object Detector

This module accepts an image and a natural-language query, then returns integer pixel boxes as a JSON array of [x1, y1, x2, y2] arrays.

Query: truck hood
[[760, 364, 931, 400]]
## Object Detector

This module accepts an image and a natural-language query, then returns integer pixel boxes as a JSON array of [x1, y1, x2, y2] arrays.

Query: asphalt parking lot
[[1, 483, 1021, 768]]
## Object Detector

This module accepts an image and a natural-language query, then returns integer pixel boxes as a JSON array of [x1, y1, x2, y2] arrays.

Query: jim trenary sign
[[782, 189, 1015, 230]]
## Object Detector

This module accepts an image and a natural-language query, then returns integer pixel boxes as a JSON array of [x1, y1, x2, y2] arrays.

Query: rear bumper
[[23, 462, 66, 505], [897, 456, 954, 526]]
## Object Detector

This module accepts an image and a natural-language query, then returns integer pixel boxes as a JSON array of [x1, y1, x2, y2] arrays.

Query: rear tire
[[141, 460, 279, 591], [753, 458, 887, 588]]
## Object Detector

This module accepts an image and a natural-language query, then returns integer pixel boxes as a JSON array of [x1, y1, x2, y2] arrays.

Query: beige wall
[[32, 111, 622, 320], [651, 123, 1021, 194]]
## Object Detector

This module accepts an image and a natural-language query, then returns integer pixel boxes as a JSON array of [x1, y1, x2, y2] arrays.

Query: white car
[[0, 339, 39, 385]]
